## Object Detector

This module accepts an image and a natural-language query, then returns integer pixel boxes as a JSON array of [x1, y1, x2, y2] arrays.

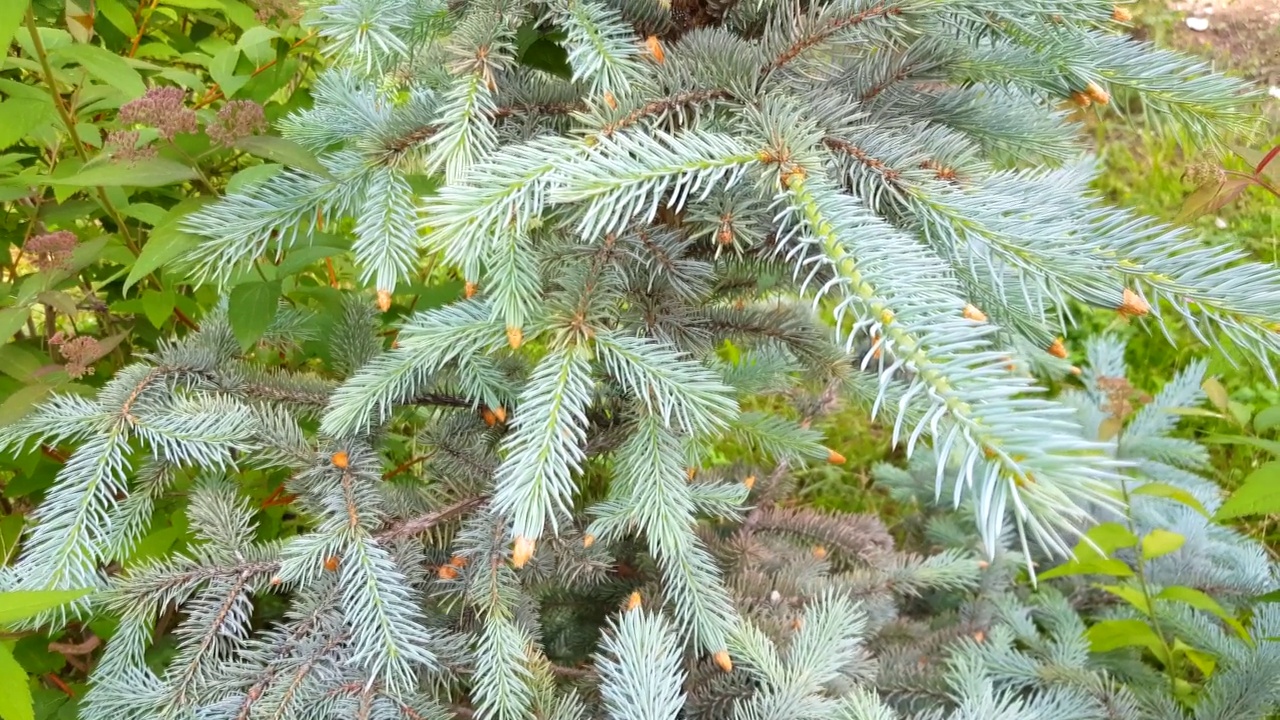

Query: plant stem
[[1118, 476, 1180, 697]]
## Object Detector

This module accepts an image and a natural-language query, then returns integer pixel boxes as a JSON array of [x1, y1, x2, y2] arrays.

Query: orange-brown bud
[[791, 617, 803, 631], [1085, 81, 1111, 106], [645, 35, 665, 64], [713, 650, 733, 672], [270, 576, 283, 586], [324, 556, 339, 572], [583, 533, 596, 549], [604, 91, 617, 109], [492, 406, 507, 424], [331, 451, 349, 469], [449, 555, 468, 568], [686, 467, 697, 480], [1047, 338, 1068, 359], [1112, 5, 1132, 22], [1070, 366, 1083, 376], [977, 560, 990, 570], [376, 289, 392, 312], [464, 281, 478, 299], [827, 449, 846, 465], [625, 591, 642, 611], [743, 475, 756, 491], [481, 406, 498, 427], [812, 545, 827, 560], [438, 564, 458, 580], [973, 630, 986, 644], [963, 304, 988, 323], [512, 536, 536, 568], [1118, 288, 1150, 317], [1070, 91, 1092, 108], [507, 326, 524, 349]]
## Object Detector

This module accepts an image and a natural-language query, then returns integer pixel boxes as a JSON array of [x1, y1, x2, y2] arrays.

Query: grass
[[805, 4, 1280, 539]]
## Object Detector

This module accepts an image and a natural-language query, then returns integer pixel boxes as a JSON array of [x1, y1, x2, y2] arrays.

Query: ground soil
[[1169, 0, 1280, 86]]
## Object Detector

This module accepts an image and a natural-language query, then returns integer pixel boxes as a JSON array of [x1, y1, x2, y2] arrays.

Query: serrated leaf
[[0, 643, 33, 720], [1039, 556, 1133, 580], [1216, 462, 1280, 519], [0, 589, 91, 626], [1131, 482, 1210, 518], [141, 288, 176, 328], [1141, 529, 1185, 560], [1201, 377, 1229, 413], [125, 197, 212, 290], [232, 135, 331, 178], [1086, 618, 1164, 656], [0, 98, 56, 151], [1084, 522, 1139, 554], [0, 307, 30, 342], [0, 384, 53, 428], [43, 157, 197, 187], [1158, 585, 1251, 642], [1099, 584, 1151, 615], [1254, 405, 1280, 434], [228, 280, 281, 349], [1172, 638, 1216, 676], [52, 43, 145, 97], [96, 0, 137, 35]]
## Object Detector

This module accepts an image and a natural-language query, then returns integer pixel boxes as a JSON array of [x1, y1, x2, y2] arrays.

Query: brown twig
[[375, 496, 488, 542]]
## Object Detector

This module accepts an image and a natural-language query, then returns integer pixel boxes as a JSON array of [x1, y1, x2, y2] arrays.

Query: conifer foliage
[[3, 0, 1280, 718]]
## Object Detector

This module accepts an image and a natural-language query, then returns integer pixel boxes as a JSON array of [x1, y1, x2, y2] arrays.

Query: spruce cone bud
[[827, 449, 846, 465], [507, 326, 524, 349], [973, 630, 986, 643], [743, 475, 756, 491], [270, 576, 283, 586], [1085, 81, 1111, 105], [1047, 338, 1068, 359], [324, 556, 339, 572], [1117, 288, 1150, 317], [625, 591, 642, 611], [376, 289, 392, 312], [1070, 91, 1092, 108], [492, 406, 507, 423], [812, 545, 827, 560], [604, 91, 618, 110], [791, 617, 803, 631], [645, 36, 665, 64], [583, 534, 595, 549], [1112, 5, 1132, 22], [331, 451, 349, 469], [464, 281, 478, 299], [481, 406, 498, 427], [450, 555, 468, 568], [963, 304, 987, 322], [438, 564, 458, 580], [713, 650, 733, 672], [686, 467, 697, 480], [512, 536, 536, 568]]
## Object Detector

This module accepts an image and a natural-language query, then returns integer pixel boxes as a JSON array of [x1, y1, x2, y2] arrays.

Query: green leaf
[[51, 43, 145, 98], [1086, 618, 1165, 656], [1254, 405, 1280, 434], [0, 643, 33, 720], [228, 279, 281, 349], [1176, 177, 1252, 224], [43, 158, 198, 187], [141, 288, 176, 328], [0, 98, 56, 151], [1141, 529, 1185, 560], [1084, 522, 1139, 554], [232, 135, 331, 178], [0, 384, 53, 428], [519, 38, 572, 80], [1172, 639, 1217, 677], [209, 46, 249, 99], [0, 307, 29, 343], [125, 198, 212, 291], [1131, 482, 1211, 518], [1098, 584, 1151, 615], [1157, 585, 1251, 642], [1039, 556, 1133, 580], [0, 0, 30, 53], [1215, 462, 1280, 519], [0, 514, 23, 564], [0, 345, 45, 382], [0, 589, 91, 626], [96, 0, 138, 35], [1202, 434, 1280, 457]]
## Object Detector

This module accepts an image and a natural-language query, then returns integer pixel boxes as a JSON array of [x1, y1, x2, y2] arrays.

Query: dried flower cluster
[[104, 129, 158, 164], [49, 332, 103, 379], [206, 100, 268, 147], [119, 87, 198, 140], [24, 230, 78, 272]]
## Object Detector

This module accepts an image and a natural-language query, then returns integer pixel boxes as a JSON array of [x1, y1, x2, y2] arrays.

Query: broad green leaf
[[141, 288, 176, 328], [228, 279, 281, 349], [0, 0, 30, 53], [0, 307, 29, 342], [0, 384, 52, 428], [1039, 556, 1133, 580], [43, 158, 198, 187], [0, 589, 91, 626], [1131, 482, 1211, 518], [1254, 405, 1280, 433], [0, 643, 33, 720], [1215, 462, 1280, 519], [0, 98, 56, 151], [52, 43, 145, 97], [209, 46, 249, 99], [36, 291, 78, 317], [1201, 378, 1230, 413], [1172, 639, 1216, 677], [232, 136, 332, 178], [1086, 618, 1165, 657], [0, 514, 22, 564], [1098, 584, 1151, 615], [160, 0, 225, 7], [0, 345, 44, 382], [1141, 529, 1185, 560], [1176, 177, 1252, 224], [1158, 585, 1251, 642], [1084, 522, 1139, 554], [225, 162, 283, 194], [520, 38, 572, 79], [96, 0, 138, 35], [236, 25, 279, 49], [125, 198, 212, 290], [64, 0, 93, 43]]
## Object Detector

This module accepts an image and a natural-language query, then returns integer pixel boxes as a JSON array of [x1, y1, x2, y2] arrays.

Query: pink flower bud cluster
[[105, 129, 158, 164], [50, 333, 103, 379], [24, 231, 78, 272], [207, 100, 268, 147], [119, 87, 198, 140]]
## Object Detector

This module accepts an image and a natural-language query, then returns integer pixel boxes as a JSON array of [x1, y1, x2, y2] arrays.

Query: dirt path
[[1170, 0, 1280, 86]]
